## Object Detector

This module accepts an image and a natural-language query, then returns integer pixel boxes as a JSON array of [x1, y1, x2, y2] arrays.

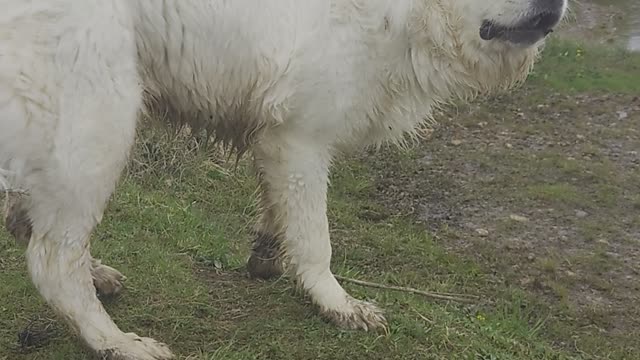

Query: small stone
[[527, 253, 536, 262], [464, 222, 476, 230], [617, 111, 628, 120], [566, 270, 577, 277], [505, 143, 513, 149], [505, 239, 521, 250], [575, 210, 588, 218], [451, 139, 463, 146], [597, 239, 610, 246], [476, 228, 489, 237], [509, 214, 529, 222], [520, 277, 532, 286]]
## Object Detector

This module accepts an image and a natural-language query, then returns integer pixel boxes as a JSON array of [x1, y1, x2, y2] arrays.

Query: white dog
[[0, 0, 567, 358]]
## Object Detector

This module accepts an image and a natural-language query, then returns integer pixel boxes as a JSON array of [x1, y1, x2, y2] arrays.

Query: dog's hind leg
[[247, 169, 286, 279], [253, 133, 387, 331], [19, 82, 173, 359], [4, 194, 32, 246], [0, 9, 173, 360], [20, 97, 173, 359], [5, 195, 126, 297], [25, 167, 173, 360], [247, 231, 286, 280]]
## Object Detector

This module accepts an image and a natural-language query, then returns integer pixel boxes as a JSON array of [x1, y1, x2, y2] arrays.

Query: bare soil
[[361, 89, 640, 351]]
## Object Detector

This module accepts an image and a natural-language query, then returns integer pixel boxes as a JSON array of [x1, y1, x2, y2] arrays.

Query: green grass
[[1, 38, 639, 359], [528, 39, 640, 93], [0, 143, 578, 359]]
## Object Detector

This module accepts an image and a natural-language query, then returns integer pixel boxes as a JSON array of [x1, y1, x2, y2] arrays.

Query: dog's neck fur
[[326, 0, 540, 145], [385, 0, 538, 100]]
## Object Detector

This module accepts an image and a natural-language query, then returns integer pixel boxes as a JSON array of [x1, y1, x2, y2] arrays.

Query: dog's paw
[[320, 296, 387, 331], [247, 253, 284, 280], [97, 333, 174, 360], [91, 260, 126, 297]]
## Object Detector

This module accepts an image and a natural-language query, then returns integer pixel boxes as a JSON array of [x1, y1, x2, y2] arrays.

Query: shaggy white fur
[[0, 0, 566, 358]]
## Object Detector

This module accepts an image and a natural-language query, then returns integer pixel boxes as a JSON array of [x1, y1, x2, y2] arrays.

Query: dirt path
[[560, 0, 640, 51], [361, 89, 640, 352]]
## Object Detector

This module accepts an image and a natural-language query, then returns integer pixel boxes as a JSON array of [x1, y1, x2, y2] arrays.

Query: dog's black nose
[[533, 0, 566, 13]]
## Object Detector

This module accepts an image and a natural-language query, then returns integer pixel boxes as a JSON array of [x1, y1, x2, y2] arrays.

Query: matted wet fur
[[4, 195, 31, 246], [247, 232, 285, 280], [0, 0, 567, 358]]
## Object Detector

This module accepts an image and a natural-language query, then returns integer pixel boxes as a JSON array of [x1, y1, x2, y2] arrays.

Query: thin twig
[[412, 307, 434, 324], [335, 275, 480, 304], [0, 189, 28, 195]]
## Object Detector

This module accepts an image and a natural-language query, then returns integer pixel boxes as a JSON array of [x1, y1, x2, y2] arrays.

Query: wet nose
[[533, 0, 566, 13]]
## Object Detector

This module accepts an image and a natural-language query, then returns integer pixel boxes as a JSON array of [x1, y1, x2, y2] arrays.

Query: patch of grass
[[1, 131, 588, 360], [529, 39, 640, 93], [570, 247, 622, 274], [538, 155, 584, 179], [537, 257, 560, 275], [546, 280, 570, 302], [526, 183, 584, 206]]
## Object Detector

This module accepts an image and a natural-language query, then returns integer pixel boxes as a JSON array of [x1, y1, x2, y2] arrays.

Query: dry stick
[[1, 189, 28, 195], [335, 275, 480, 304]]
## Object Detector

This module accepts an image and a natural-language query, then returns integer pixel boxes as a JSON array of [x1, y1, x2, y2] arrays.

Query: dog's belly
[[129, 0, 334, 151]]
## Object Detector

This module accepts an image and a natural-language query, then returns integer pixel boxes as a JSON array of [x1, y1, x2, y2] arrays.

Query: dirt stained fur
[[246, 164, 288, 280], [247, 231, 285, 280], [141, 75, 277, 163], [3, 195, 32, 246]]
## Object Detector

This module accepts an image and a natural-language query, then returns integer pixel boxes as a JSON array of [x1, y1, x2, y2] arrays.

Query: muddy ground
[[360, 89, 640, 353], [561, 0, 640, 50], [353, 3, 640, 352]]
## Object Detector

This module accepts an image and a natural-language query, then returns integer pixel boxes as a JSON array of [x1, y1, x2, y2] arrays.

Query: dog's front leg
[[253, 134, 387, 331]]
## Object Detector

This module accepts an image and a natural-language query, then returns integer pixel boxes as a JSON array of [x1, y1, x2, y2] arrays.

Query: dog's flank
[[0, 0, 566, 358]]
